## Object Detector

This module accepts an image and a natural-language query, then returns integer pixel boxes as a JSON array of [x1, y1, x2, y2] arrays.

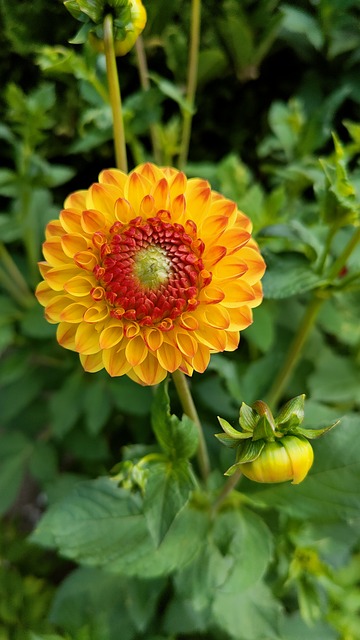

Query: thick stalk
[[135, 36, 162, 164], [172, 369, 210, 483], [178, 0, 201, 170], [103, 14, 128, 173], [266, 224, 360, 409], [0, 243, 33, 307], [212, 468, 242, 513], [265, 295, 324, 409]]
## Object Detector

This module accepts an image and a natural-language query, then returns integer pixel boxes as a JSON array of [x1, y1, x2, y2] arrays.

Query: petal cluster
[[36, 163, 266, 385]]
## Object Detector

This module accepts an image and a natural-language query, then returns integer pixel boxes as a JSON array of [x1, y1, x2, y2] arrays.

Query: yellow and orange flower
[[36, 163, 266, 385]]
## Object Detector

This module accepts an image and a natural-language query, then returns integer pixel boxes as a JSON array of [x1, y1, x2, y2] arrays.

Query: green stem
[[172, 369, 210, 483], [265, 295, 323, 410], [0, 243, 33, 306], [103, 14, 128, 173], [316, 225, 337, 274], [265, 225, 360, 409], [178, 0, 201, 170], [327, 226, 360, 281], [135, 36, 162, 164], [212, 468, 242, 513]]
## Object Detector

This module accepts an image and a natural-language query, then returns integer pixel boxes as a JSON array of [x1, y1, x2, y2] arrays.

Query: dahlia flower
[[36, 163, 265, 385]]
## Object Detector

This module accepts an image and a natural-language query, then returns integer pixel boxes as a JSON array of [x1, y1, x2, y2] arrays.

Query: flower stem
[[135, 36, 162, 164], [265, 224, 360, 409], [172, 369, 210, 483], [0, 243, 33, 307], [178, 0, 201, 170], [103, 14, 128, 173], [265, 295, 324, 409], [212, 469, 242, 513]]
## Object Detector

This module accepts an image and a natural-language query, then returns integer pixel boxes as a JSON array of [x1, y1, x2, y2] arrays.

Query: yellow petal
[[178, 313, 199, 331], [213, 258, 248, 280], [42, 239, 68, 267], [61, 234, 88, 258], [238, 246, 266, 285], [60, 208, 84, 235], [175, 331, 198, 357], [45, 220, 64, 239], [186, 183, 212, 223], [198, 285, 225, 304], [228, 306, 253, 330], [152, 178, 170, 211], [99, 168, 127, 191], [64, 275, 93, 297], [75, 322, 101, 355], [143, 327, 164, 351], [74, 250, 98, 272], [137, 162, 165, 183], [87, 183, 122, 218], [45, 266, 80, 291], [156, 342, 183, 373], [64, 190, 87, 210], [204, 245, 227, 267], [169, 171, 187, 200], [194, 326, 227, 351], [60, 302, 88, 323], [83, 304, 109, 324], [103, 345, 132, 377], [81, 209, 107, 234], [124, 171, 149, 214], [80, 351, 104, 373], [125, 335, 148, 366], [133, 352, 168, 385], [57, 322, 77, 351], [225, 330, 240, 351], [203, 305, 230, 329], [35, 280, 58, 306], [46, 295, 75, 322], [171, 194, 186, 220], [114, 197, 135, 223], [220, 280, 257, 308], [191, 342, 210, 373], [99, 323, 124, 349]]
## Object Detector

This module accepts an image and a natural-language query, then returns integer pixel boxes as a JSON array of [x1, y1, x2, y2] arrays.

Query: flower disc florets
[[36, 163, 266, 385]]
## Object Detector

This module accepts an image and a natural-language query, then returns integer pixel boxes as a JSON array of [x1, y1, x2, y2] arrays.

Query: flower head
[[36, 163, 265, 385]]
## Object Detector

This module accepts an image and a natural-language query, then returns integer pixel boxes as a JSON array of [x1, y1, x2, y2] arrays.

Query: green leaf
[[212, 581, 281, 640], [295, 421, 340, 440], [110, 376, 152, 416], [276, 394, 305, 429], [143, 460, 195, 546], [239, 402, 259, 432], [49, 567, 165, 639], [31, 478, 208, 578], [83, 378, 112, 436], [151, 381, 199, 460], [0, 432, 32, 515], [235, 439, 265, 465], [29, 441, 58, 484], [308, 349, 360, 404], [149, 73, 195, 114], [262, 251, 326, 299], [253, 416, 276, 441], [49, 371, 85, 437]]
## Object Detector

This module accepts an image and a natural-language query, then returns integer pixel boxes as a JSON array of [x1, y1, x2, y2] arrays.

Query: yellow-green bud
[[240, 436, 314, 485]]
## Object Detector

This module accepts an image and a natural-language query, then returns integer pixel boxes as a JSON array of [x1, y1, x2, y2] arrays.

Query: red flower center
[[91, 215, 212, 328]]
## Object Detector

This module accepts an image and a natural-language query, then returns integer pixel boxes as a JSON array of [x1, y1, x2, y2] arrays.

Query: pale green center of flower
[[134, 244, 172, 289]]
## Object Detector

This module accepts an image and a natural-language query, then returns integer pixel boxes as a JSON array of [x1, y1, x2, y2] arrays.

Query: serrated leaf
[[262, 251, 326, 299], [143, 460, 195, 546], [152, 381, 199, 460], [31, 477, 208, 578]]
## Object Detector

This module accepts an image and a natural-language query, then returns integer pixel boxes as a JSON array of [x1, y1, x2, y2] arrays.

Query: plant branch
[[178, 0, 201, 170], [103, 14, 128, 173], [212, 468, 242, 513], [172, 369, 210, 483], [135, 36, 162, 164]]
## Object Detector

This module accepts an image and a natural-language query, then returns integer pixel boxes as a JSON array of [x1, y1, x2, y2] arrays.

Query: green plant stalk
[[265, 223, 360, 409], [316, 224, 337, 274], [103, 14, 128, 173], [172, 369, 210, 483], [178, 0, 201, 170], [212, 468, 242, 513], [135, 36, 162, 164], [0, 242, 33, 306]]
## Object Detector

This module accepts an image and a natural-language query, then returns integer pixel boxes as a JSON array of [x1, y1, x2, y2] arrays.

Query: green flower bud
[[240, 436, 314, 485]]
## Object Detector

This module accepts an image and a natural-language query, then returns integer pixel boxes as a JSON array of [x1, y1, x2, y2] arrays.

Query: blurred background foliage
[[1, 0, 360, 638]]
